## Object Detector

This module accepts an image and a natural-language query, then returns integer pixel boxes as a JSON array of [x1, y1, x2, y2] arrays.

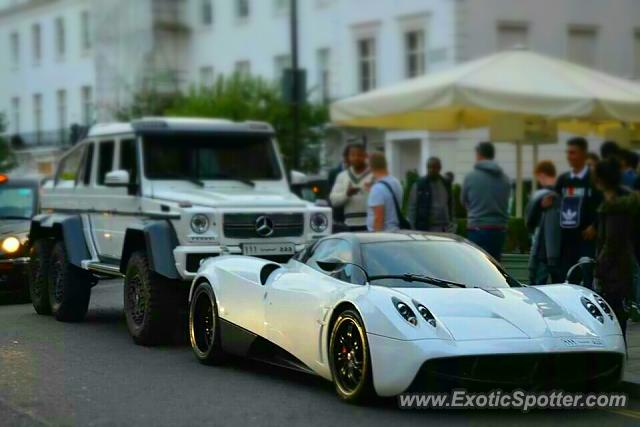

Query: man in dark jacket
[[545, 138, 603, 282], [461, 142, 511, 261], [407, 157, 455, 232], [593, 158, 640, 339]]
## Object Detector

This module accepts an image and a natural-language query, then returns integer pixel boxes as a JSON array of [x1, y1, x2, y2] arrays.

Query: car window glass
[[306, 239, 358, 284], [97, 141, 115, 186], [78, 143, 94, 186], [56, 146, 86, 188], [120, 139, 138, 184]]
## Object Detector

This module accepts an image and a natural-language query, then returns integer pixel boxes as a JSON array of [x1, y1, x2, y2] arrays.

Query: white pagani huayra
[[187, 232, 625, 402]]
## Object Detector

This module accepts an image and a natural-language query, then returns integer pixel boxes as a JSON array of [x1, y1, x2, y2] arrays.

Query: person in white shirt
[[329, 144, 373, 231]]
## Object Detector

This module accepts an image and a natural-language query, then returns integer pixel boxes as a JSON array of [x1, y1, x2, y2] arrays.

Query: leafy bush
[[116, 74, 328, 172]]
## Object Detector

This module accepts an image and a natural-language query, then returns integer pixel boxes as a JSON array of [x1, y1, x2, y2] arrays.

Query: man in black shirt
[[543, 138, 602, 283]]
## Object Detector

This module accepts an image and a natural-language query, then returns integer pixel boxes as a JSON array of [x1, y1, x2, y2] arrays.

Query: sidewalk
[[623, 322, 640, 396]]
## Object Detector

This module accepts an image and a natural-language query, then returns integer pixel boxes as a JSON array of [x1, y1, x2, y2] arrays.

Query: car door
[[109, 137, 144, 258], [88, 139, 118, 259], [265, 239, 358, 369]]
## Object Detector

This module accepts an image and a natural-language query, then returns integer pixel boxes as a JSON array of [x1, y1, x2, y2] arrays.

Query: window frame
[[357, 36, 377, 92], [404, 29, 426, 78], [76, 141, 96, 187], [55, 143, 87, 186]]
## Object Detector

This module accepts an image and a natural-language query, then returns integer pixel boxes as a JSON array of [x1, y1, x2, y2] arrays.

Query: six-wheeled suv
[[28, 118, 332, 345]]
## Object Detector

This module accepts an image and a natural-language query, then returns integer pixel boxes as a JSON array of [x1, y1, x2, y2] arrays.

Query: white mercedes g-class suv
[[28, 118, 332, 345]]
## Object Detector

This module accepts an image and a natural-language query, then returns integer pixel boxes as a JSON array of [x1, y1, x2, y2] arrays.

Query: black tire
[[48, 241, 92, 322], [124, 251, 179, 346], [329, 309, 375, 403], [29, 239, 53, 315], [189, 281, 227, 365]]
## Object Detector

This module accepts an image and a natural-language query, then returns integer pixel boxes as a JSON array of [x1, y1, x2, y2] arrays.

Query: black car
[[0, 175, 40, 302]]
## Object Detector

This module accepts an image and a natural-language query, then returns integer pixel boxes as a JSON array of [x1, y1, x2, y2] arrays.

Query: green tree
[[119, 74, 329, 171], [0, 114, 17, 172]]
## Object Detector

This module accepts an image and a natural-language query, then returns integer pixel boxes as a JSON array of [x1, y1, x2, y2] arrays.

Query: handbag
[[378, 180, 412, 230]]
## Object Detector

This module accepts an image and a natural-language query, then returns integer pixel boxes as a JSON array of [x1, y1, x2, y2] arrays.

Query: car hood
[[393, 286, 598, 341], [0, 219, 30, 238], [151, 186, 309, 209]]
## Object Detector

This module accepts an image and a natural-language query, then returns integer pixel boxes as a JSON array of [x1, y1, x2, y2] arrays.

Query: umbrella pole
[[532, 140, 539, 192], [515, 141, 523, 218]]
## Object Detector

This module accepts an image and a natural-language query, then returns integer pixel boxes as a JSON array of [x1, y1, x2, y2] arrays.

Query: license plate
[[562, 337, 604, 348], [243, 243, 296, 256]]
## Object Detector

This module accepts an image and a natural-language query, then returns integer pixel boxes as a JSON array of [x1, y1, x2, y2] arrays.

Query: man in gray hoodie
[[461, 142, 511, 261]]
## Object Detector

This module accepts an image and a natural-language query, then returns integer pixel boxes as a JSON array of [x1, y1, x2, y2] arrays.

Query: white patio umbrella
[[330, 48, 640, 216]]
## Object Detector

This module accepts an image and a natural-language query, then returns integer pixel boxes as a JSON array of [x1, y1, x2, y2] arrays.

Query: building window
[[317, 48, 331, 102], [10, 32, 19, 67], [274, 0, 288, 14], [568, 26, 598, 67], [57, 90, 67, 138], [200, 66, 214, 87], [235, 60, 251, 76], [11, 97, 20, 134], [33, 94, 43, 143], [634, 30, 640, 79], [357, 37, 376, 92], [497, 22, 529, 51], [405, 29, 425, 78], [55, 17, 66, 59], [201, 0, 213, 25], [32, 23, 41, 64], [81, 86, 93, 126], [80, 10, 91, 51], [236, 0, 250, 20], [274, 54, 291, 81]]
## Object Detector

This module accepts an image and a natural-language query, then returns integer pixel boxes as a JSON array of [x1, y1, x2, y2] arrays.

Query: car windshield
[[0, 186, 35, 219], [362, 240, 520, 289], [143, 133, 282, 182]]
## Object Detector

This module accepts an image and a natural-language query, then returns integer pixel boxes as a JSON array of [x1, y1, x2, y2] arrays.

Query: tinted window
[[143, 133, 282, 181], [97, 141, 115, 185], [363, 241, 519, 289], [120, 139, 138, 184], [56, 146, 86, 186]]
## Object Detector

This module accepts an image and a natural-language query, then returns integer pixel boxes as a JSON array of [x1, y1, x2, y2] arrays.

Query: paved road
[[1, 280, 640, 426]]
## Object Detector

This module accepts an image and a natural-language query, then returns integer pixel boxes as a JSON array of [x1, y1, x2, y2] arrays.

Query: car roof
[[331, 231, 466, 245], [88, 117, 274, 138], [0, 177, 40, 188]]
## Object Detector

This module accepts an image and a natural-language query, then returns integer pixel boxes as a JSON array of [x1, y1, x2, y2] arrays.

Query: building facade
[[0, 0, 639, 178]]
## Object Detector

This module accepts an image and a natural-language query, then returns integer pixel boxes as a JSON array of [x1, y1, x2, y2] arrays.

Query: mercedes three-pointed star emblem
[[255, 215, 275, 237]]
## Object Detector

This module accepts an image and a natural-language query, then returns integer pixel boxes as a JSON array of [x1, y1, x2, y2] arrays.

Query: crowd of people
[[327, 138, 640, 340]]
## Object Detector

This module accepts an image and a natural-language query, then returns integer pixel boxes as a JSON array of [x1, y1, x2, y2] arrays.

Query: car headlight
[[594, 295, 614, 320], [414, 302, 437, 327], [392, 297, 417, 326], [1, 236, 21, 254], [581, 297, 604, 323], [190, 214, 210, 234], [310, 213, 328, 233]]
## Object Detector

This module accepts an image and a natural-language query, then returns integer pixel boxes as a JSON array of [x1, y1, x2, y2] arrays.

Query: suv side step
[[86, 262, 123, 277]]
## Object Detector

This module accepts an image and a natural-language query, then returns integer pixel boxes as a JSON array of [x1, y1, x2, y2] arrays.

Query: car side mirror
[[317, 258, 370, 286], [317, 258, 344, 273], [565, 257, 595, 287], [290, 170, 309, 186], [105, 170, 131, 187]]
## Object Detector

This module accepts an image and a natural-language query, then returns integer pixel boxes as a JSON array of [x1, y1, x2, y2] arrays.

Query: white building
[[1, 0, 639, 179]]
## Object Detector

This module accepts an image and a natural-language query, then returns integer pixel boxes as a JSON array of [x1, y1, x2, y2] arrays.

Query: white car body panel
[[192, 255, 626, 397]]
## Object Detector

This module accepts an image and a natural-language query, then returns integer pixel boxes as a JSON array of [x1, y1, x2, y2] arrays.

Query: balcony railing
[[152, 0, 189, 32], [9, 127, 87, 150]]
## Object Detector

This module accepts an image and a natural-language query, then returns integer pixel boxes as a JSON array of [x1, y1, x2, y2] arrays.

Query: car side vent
[[260, 263, 281, 286]]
